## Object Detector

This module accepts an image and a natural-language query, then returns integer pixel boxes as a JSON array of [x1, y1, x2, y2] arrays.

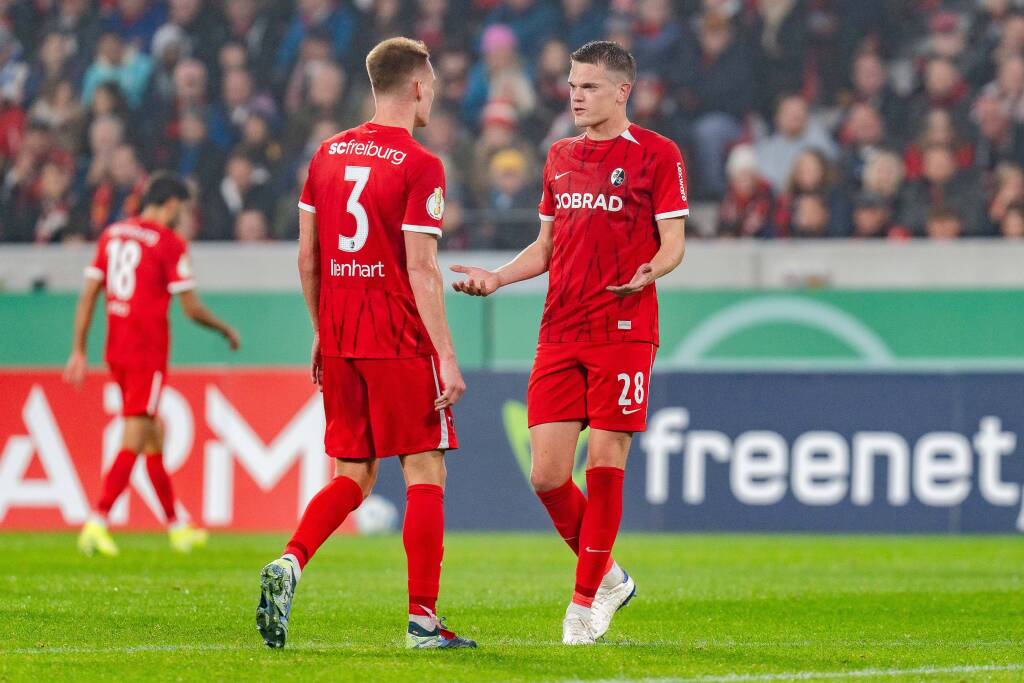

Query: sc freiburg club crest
[[610, 168, 625, 187]]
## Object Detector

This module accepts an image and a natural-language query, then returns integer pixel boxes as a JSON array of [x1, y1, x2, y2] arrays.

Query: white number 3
[[340, 165, 370, 252], [617, 371, 645, 406]]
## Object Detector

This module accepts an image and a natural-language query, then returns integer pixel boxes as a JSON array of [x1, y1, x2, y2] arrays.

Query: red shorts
[[110, 364, 166, 417], [322, 355, 458, 459], [527, 342, 656, 432]]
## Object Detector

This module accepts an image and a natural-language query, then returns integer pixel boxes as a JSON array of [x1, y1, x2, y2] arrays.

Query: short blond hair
[[365, 37, 430, 94]]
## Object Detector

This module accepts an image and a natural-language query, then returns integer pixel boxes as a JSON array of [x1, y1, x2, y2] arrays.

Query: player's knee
[[530, 470, 565, 493]]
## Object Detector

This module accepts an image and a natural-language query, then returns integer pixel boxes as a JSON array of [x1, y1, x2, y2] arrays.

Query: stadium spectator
[[851, 192, 897, 239], [102, 0, 167, 52], [753, 0, 807, 120], [907, 57, 971, 133], [903, 108, 974, 181], [469, 99, 538, 206], [413, 0, 468, 53], [440, 190, 471, 250], [78, 142, 147, 237], [224, 0, 279, 77], [81, 32, 153, 109], [0, 25, 29, 108], [838, 102, 888, 191], [234, 207, 269, 242], [925, 206, 963, 239], [24, 32, 76, 105], [28, 80, 84, 153], [847, 52, 905, 139], [164, 0, 228, 69], [203, 151, 271, 241], [986, 162, 1024, 232], [420, 108, 475, 201], [788, 193, 832, 238], [717, 144, 774, 238], [172, 108, 224, 191], [677, 9, 753, 198], [480, 147, 536, 249], [462, 24, 536, 127], [560, 0, 607, 49], [861, 149, 905, 215], [43, 0, 102, 67], [973, 93, 1024, 173], [271, 162, 308, 241], [484, 0, 559, 61], [999, 202, 1024, 238], [284, 60, 354, 152], [208, 67, 277, 151], [776, 149, 850, 237], [900, 144, 983, 236], [631, 0, 684, 81], [755, 94, 838, 193], [274, 0, 358, 80]]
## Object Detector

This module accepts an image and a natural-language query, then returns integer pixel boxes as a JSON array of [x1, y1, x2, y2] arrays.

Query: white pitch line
[[578, 663, 1024, 683]]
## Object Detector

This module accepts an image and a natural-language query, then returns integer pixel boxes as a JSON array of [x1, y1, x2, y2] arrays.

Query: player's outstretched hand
[[435, 354, 465, 409], [63, 350, 86, 388], [607, 263, 655, 297], [311, 335, 323, 392], [450, 265, 500, 297], [224, 325, 241, 351]]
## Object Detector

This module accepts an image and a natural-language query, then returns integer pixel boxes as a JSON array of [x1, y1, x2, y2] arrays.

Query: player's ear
[[617, 81, 632, 105]]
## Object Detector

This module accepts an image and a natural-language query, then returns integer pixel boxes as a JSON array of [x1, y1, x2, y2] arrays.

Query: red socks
[[573, 467, 625, 605], [144, 453, 177, 523], [404, 484, 444, 615], [284, 475, 364, 569], [97, 448, 137, 515], [536, 478, 587, 555]]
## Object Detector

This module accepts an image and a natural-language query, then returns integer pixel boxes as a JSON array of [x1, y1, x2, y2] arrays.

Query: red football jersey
[[537, 123, 688, 345], [86, 217, 195, 369], [300, 121, 446, 358]]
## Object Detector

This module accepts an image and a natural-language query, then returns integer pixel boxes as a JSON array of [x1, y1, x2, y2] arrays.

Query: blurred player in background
[[255, 37, 475, 651], [451, 41, 687, 644], [65, 172, 241, 556]]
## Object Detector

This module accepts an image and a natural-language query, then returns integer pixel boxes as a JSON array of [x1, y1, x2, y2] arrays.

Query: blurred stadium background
[[2, 0, 1023, 536], [2, 1, 1024, 681]]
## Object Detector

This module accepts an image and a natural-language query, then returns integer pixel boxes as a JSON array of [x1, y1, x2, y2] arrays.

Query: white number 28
[[617, 372, 646, 406]]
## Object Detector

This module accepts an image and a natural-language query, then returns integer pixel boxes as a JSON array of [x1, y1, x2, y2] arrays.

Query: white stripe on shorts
[[147, 371, 163, 416], [429, 358, 450, 450]]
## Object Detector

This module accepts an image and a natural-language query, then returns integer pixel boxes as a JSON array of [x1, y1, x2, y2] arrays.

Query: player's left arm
[[168, 239, 240, 349], [606, 217, 686, 296], [608, 141, 689, 297], [63, 276, 103, 387]]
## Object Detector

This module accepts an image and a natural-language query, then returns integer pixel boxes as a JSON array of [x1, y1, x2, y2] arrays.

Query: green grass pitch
[[2, 532, 1023, 682]]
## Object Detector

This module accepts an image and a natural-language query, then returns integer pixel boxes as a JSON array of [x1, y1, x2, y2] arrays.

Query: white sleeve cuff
[[298, 201, 316, 214], [655, 208, 689, 220], [539, 213, 555, 222], [168, 279, 196, 294], [84, 266, 104, 281], [401, 224, 442, 237]]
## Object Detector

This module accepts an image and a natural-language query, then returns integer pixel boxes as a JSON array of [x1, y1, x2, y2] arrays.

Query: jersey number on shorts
[[339, 165, 370, 252], [617, 372, 645, 406], [105, 237, 142, 300]]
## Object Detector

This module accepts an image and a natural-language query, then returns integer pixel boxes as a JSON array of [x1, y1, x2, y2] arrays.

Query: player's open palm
[[607, 263, 655, 297], [63, 351, 86, 388], [436, 355, 465, 409], [450, 265, 500, 297]]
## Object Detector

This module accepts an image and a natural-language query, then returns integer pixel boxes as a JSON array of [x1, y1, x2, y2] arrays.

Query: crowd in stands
[[2, 0, 1024, 246]]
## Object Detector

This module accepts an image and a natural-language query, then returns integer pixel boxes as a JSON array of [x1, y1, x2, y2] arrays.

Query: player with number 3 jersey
[[450, 41, 688, 645], [255, 37, 475, 652]]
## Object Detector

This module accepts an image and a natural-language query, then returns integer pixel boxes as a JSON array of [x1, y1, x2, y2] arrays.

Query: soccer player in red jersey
[[65, 172, 240, 557], [255, 38, 475, 650], [451, 41, 687, 644]]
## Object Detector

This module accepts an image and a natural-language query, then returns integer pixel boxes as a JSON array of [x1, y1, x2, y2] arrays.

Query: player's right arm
[[450, 220, 553, 297], [64, 276, 103, 387], [451, 145, 558, 296], [297, 207, 322, 387]]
